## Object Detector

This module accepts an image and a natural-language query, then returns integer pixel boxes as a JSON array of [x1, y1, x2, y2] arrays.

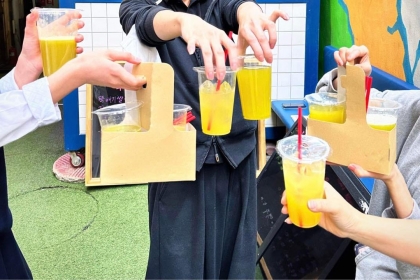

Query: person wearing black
[[119, 0, 288, 278]]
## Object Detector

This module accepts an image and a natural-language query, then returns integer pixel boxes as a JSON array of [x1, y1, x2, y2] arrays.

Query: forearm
[[348, 214, 420, 267], [384, 168, 414, 218], [47, 59, 84, 103], [153, 10, 184, 41]]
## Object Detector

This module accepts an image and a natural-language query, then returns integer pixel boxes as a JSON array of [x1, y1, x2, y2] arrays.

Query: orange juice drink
[[282, 158, 325, 228], [276, 135, 330, 228], [40, 37, 76, 76], [199, 81, 235, 135], [366, 114, 396, 131], [35, 8, 80, 76], [237, 65, 271, 120]]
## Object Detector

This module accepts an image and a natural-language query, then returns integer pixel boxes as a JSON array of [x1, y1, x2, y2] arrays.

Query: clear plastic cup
[[367, 98, 402, 131], [92, 101, 143, 132], [237, 54, 272, 120], [305, 92, 346, 124], [173, 104, 192, 131], [193, 66, 237, 136], [34, 8, 80, 76], [276, 135, 330, 228]]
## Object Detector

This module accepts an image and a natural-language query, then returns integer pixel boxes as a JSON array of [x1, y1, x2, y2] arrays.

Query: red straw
[[215, 31, 233, 91], [209, 31, 233, 131], [297, 106, 302, 160], [365, 76, 373, 112]]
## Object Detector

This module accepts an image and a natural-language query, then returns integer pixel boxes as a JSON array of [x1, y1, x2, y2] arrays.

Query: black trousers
[[0, 147, 32, 279], [146, 150, 257, 279]]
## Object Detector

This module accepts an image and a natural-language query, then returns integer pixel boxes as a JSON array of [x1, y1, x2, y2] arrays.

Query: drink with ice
[[193, 66, 237, 136], [199, 80, 235, 135], [276, 135, 330, 228], [305, 93, 346, 124]]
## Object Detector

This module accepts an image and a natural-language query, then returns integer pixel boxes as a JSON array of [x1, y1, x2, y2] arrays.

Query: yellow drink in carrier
[[102, 124, 142, 132], [237, 55, 272, 120], [40, 36, 76, 76], [309, 103, 346, 124], [366, 114, 396, 131]]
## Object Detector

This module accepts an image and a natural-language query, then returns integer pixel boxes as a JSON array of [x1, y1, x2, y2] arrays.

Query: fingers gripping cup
[[366, 98, 401, 131], [35, 8, 80, 76], [276, 135, 330, 228], [193, 67, 236, 136], [92, 101, 143, 132], [237, 54, 272, 120]]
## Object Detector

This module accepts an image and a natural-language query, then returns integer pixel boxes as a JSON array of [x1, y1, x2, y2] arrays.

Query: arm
[[0, 50, 146, 147], [349, 164, 414, 219], [315, 183, 420, 267], [281, 182, 420, 267]]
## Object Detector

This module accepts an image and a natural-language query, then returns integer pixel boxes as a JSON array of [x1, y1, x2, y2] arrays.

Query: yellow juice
[[40, 36, 76, 76], [174, 124, 186, 131], [102, 124, 142, 132], [237, 65, 271, 120], [367, 114, 396, 131], [199, 82, 235, 135], [283, 158, 325, 228], [309, 103, 346, 124]]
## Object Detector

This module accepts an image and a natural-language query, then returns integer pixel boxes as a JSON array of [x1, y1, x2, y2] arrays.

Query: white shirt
[[0, 69, 61, 147]]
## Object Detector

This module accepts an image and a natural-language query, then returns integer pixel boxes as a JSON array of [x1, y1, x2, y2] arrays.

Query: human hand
[[72, 50, 147, 90], [334, 45, 372, 77], [348, 163, 400, 185], [180, 14, 237, 81], [281, 182, 361, 238], [237, 4, 289, 63], [15, 9, 84, 88]]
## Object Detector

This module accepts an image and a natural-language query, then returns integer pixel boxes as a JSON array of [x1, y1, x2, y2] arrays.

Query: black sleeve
[[220, 0, 259, 34], [119, 0, 169, 46]]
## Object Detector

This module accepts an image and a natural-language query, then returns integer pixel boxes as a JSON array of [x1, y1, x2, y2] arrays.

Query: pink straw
[[297, 106, 302, 160], [365, 76, 373, 112]]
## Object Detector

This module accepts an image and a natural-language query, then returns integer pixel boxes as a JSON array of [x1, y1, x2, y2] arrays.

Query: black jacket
[[120, 0, 258, 171]]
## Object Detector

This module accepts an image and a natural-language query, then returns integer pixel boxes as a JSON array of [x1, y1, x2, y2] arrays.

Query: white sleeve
[[0, 69, 61, 147]]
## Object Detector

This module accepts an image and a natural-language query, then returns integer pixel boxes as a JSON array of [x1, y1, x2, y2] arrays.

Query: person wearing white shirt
[[0, 9, 146, 278]]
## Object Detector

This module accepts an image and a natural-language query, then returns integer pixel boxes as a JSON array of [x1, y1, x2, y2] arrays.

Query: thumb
[[27, 9, 39, 28], [308, 182, 339, 213]]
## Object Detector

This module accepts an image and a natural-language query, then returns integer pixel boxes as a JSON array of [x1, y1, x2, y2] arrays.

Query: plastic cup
[[92, 101, 143, 132], [35, 8, 80, 76], [276, 135, 330, 228], [193, 66, 236, 136], [305, 92, 346, 124], [237, 54, 272, 120], [366, 98, 401, 131], [173, 104, 192, 131]]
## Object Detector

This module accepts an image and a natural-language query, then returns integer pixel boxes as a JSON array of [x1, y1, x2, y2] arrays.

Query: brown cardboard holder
[[307, 64, 396, 175], [85, 62, 197, 186]]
